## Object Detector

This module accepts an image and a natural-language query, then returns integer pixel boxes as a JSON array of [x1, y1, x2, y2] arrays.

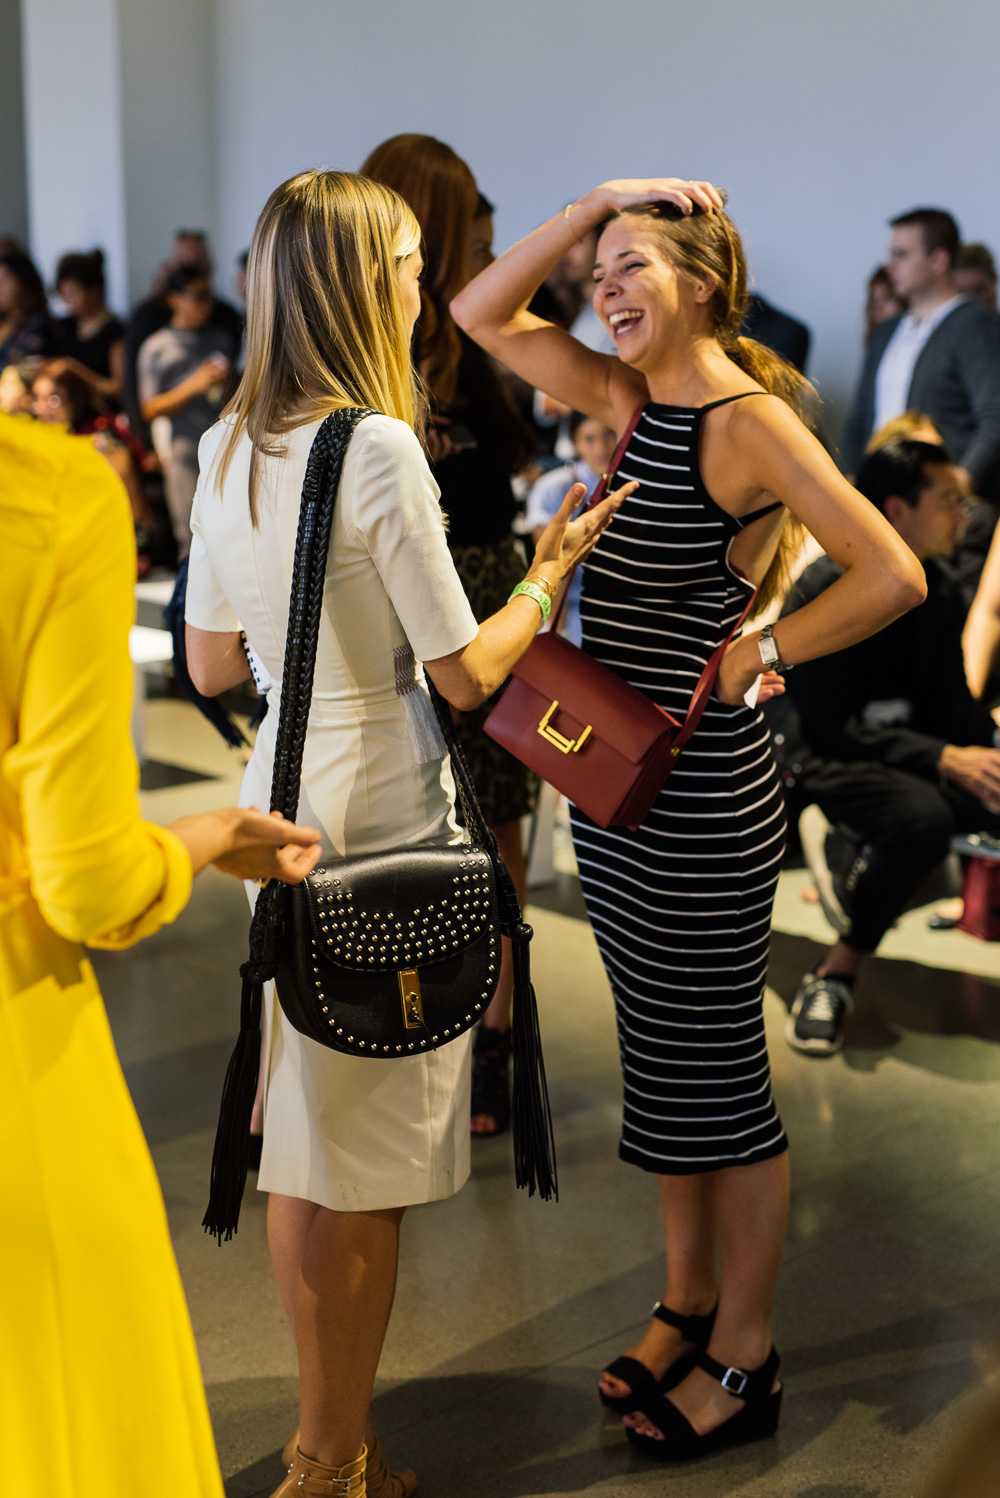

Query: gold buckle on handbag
[[537, 700, 593, 755], [398, 970, 425, 1029]]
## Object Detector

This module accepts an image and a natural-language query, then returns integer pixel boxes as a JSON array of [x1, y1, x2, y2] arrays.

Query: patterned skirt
[[449, 535, 539, 827]]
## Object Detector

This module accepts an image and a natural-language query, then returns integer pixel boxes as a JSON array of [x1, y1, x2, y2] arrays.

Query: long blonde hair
[[217, 169, 422, 522], [617, 199, 814, 613]]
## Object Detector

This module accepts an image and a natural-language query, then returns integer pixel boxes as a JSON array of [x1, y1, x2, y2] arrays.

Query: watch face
[[759, 636, 779, 668]]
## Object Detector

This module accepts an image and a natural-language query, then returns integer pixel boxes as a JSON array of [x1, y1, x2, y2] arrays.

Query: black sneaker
[[786, 971, 853, 1055]]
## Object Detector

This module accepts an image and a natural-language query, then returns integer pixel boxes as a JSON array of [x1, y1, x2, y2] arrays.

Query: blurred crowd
[[4, 184, 1000, 1076]]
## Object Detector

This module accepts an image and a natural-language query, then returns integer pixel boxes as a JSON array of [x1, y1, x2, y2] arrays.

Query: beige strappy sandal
[[281, 1424, 416, 1498]]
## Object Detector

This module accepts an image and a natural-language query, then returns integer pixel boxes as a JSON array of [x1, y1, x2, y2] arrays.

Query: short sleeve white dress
[[186, 413, 480, 1212]]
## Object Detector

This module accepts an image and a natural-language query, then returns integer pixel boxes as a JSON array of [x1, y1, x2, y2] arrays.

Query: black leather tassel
[[203, 880, 284, 1243], [202, 972, 263, 1243], [509, 921, 558, 1201]]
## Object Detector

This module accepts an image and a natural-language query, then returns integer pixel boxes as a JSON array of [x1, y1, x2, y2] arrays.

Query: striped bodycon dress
[[571, 395, 789, 1174]]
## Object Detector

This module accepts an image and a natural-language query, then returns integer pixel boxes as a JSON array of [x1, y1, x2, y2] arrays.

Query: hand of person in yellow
[[168, 806, 322, 883]]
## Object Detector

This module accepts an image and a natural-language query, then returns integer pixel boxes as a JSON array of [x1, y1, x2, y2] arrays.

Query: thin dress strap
[[696, 391, 783, 529], [695, 391, 768, 416]]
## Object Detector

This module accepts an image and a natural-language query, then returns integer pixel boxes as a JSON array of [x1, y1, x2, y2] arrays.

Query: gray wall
[[16, 0, 1000, 422], [0, 0, 29, 246], [211, 0, 1000, 422]]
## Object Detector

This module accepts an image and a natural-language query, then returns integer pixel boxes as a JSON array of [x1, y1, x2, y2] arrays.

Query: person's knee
[[889, 790, 953, 865]]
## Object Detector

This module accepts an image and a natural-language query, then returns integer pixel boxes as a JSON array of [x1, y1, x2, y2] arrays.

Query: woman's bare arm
[[963, 520, 1000, 697], [711, 397, 927, 702], [424, 478, 634, 708], [451, 178, 719, 431], [186, 624, 252, 696]]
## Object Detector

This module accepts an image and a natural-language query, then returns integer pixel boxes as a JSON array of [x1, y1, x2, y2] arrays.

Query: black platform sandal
[[470, 1024, 511, 1135], [598, 1301, 717, 1415], [625, 1345, 781, 1460]]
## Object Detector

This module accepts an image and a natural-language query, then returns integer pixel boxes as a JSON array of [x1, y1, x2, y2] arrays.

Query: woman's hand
[[531, 478, 637, 581], [716, 635, 786, 707], [168, 807, 322, 883], [582, 178, 723, 222]]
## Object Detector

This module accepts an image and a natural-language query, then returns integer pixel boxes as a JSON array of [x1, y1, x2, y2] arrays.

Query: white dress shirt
[[873, 295, 966, 433]]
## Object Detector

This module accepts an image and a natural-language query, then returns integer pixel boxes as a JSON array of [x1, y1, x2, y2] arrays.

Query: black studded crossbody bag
[[203, 408, 557, 1242]]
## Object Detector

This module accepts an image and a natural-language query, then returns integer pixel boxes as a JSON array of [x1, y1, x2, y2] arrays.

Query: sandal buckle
[[720, 1366, 748, 1396]]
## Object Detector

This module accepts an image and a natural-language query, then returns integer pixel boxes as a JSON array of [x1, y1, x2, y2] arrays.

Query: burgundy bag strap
[[548, 403, 645, 633], [672, 587, 760, 754]]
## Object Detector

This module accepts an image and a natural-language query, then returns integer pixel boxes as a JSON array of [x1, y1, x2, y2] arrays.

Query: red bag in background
[[957, 835, 1000, 940]]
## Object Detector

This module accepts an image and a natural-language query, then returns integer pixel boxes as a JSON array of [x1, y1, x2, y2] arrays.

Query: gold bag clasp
[[398, 969, 424, 1029], [537, 700, 593, 756]]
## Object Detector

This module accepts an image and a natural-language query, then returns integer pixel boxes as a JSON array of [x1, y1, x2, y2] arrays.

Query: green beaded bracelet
[[509, 579, 552, 624]]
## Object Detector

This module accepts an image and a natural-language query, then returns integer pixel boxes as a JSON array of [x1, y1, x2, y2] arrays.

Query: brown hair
[[215, 170, 421, 524], [55, 248, 107, 296], [361, 134, 479, 407], [33, 360, 101, 432], [866, 409, 943, 454], [614, 199, 813, 613], [890, 207, 960, 267]]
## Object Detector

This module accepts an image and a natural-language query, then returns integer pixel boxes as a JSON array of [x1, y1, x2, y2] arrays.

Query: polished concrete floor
[[93, 694, 1000, 1496]]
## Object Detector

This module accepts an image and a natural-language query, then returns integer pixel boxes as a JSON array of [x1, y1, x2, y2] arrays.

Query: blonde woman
[[184, 170, 629, 1498]]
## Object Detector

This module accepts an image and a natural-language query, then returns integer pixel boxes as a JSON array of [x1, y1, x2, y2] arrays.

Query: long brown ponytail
[[618, 199, 813, 614]]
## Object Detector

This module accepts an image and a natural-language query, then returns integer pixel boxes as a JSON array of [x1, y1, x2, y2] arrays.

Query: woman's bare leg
[[267, 1194, 405, 1467], [601, 1171, 717, 1400], [631, 1151, 790, 1438], [472, 818, 526, 1134]]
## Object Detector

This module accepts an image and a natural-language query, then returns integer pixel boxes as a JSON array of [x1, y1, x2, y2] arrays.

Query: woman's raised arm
[[451, 178, 720, 431]]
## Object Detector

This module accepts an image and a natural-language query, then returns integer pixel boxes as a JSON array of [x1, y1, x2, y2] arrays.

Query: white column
[[19, 0, 129, 310], [19, 0, 217, 310]]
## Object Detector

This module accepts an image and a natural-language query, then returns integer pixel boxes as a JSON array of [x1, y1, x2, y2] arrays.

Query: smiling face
[[592, 217, 714, 371]]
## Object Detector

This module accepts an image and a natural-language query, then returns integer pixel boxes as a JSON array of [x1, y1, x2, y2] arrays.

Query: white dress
[[186, 413, 480, 1212]]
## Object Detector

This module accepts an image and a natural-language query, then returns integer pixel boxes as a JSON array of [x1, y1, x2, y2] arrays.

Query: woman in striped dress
[[453, 177, 924, 1460]]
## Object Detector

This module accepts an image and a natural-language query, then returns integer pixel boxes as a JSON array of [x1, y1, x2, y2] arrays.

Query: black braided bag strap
[[204, 408, 374, 1241], [204, 409, 555, 1243]]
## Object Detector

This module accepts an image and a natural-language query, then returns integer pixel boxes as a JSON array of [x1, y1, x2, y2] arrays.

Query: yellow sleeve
[[6, 437, 193, 947]]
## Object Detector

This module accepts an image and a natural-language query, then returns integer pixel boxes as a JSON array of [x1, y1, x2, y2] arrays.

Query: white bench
[[129, 624, 173, 761]]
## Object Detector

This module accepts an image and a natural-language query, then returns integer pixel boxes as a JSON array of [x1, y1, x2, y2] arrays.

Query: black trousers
[[800, 761, 1000, 953]]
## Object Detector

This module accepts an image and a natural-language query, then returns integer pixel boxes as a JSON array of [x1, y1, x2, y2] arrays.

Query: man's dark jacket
[[780, 554, 995, 779], [740, 294, 811, 374], [841, 300, 1000, 497]]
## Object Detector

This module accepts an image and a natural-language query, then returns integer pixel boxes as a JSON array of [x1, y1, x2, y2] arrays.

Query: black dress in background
[[433, 335, 539, 827], [54, 314, 125, 379]]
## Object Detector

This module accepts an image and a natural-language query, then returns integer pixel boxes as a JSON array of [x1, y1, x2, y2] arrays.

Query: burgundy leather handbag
[[484, 407, 757, 831]]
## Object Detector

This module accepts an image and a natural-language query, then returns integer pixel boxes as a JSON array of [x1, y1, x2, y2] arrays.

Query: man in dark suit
[[842, 208, 1000, 496], [740, 293, 811, 373]]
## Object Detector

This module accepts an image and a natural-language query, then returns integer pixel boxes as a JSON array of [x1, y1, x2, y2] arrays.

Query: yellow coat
[[0, 414, 224, 1497]]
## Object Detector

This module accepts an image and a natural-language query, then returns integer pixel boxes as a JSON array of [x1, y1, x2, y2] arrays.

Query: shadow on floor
[[215, 1288, 995, 1497], [769, 931, 1000, 1078]]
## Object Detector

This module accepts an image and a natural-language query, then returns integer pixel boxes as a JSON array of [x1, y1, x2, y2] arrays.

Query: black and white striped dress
[[571, 396, 788, 1174]]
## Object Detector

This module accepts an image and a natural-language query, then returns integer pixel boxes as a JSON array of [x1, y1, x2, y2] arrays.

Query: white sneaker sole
[[784, 993, 845, 1056], [798, 805, 850, 936]]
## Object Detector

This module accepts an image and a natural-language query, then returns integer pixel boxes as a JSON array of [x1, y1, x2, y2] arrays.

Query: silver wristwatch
[[757, 624, 789, 674]]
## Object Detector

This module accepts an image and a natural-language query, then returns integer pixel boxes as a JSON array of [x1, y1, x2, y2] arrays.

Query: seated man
[[782, 438, 1000, 1054]]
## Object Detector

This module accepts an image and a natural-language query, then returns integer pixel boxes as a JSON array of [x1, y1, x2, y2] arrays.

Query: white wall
[[19, 0, 215, 311], [20, 0, 129, 310], [211, 0, 1000, 429]]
